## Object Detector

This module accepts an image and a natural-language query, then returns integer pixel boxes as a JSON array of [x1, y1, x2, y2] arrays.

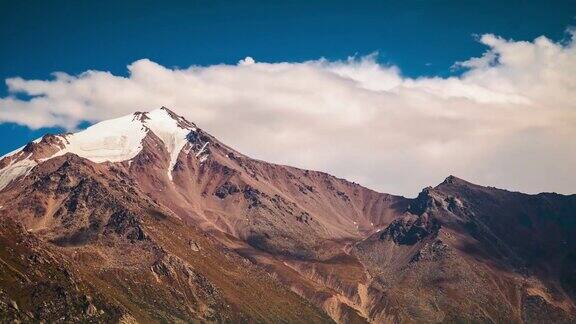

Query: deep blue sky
[[1, 0, 575, 155]]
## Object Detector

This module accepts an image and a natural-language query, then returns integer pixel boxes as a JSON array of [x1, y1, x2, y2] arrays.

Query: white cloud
[[1, 32, 575, 197], [238, 56, 255, 66]]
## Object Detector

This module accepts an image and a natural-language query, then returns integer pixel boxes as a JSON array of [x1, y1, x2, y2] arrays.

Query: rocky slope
[[0, 107, 574, 323]]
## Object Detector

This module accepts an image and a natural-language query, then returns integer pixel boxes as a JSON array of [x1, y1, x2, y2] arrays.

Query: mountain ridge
[[0, 107, 574, 323], [2, 107, 572, 199]]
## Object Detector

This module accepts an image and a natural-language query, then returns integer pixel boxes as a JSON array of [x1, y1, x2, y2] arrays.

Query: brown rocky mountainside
[[0, 107, 574, 323]]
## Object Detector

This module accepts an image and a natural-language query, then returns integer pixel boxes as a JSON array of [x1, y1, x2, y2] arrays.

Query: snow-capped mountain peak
[[52, 107, 196, 165], [0, 107, 204, 189]]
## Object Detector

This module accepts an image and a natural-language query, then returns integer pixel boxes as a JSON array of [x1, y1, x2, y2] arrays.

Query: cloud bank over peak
[[1, 32, 575, 196]]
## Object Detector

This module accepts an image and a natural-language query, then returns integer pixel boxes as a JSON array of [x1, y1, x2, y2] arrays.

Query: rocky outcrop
[[379, 213, 440, 245]]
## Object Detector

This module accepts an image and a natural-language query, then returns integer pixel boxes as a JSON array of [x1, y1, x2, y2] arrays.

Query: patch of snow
[[196, 142, 209, 157], [0, 157, 37, 191], [51, 113, 147, 163], [145, 109, 192, 180]]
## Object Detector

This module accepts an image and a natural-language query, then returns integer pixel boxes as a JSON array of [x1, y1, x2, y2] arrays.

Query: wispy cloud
[[1, 32, 575, 196]]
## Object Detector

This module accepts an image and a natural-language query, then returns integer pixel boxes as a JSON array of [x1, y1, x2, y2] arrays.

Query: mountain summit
[[1, 107, 201, 188], [1, 108, 575, 323]]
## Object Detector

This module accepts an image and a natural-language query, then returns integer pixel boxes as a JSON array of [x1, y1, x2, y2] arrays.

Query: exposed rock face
[[214, 181, 239, 199], [0, 108, 575, 323], [379, 213, 441, 245]]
